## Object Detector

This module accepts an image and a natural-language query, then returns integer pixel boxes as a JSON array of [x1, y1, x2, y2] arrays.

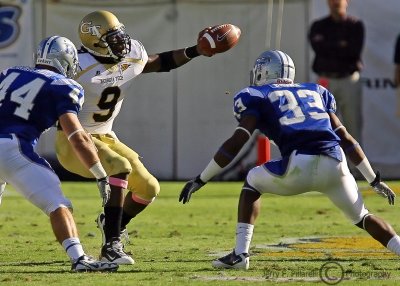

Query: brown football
[[198, 24, 241, 55]]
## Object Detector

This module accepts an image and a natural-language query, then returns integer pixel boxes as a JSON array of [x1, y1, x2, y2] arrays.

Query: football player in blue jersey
[[0, 36, 118, 272], [179, 50, 399, 270]]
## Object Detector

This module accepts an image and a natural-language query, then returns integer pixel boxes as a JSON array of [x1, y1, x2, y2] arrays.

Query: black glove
[[179, 175, 206, 204], [97, 177, 111, 207], [370, 172, 396, 205]]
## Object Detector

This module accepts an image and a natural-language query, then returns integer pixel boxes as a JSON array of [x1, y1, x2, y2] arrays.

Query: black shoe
[[212, 250, 249, 270]]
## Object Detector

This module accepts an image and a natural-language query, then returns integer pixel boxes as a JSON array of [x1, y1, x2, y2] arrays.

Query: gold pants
[[55, 130, 159, 203]]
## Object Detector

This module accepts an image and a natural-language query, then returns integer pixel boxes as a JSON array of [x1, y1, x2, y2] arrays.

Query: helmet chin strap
[[87, 42, 120, 61]]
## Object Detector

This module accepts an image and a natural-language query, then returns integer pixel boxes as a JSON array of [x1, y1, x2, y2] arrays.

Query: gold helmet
[[78, 10, 131, 60]]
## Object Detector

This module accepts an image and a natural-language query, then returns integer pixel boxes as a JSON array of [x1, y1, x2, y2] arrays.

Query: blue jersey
[[233, 82, 342, 161], [0, 66, 84, 145]]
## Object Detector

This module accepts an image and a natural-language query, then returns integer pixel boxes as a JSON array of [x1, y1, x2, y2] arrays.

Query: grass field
[[0, 181, 400, 285]]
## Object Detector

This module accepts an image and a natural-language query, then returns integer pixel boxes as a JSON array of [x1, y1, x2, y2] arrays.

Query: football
[[198, 24, 241, 55]]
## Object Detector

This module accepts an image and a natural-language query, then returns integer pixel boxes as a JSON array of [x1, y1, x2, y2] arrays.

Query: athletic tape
[[109, 177, 128, 189]]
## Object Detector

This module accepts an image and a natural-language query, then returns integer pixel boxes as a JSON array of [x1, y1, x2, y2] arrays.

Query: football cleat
[[95, 212, 107, 247], [100, 238, 135, 265], [120, 228, 131, 246], [212, 250, 249, 270], [96, 212, 131, 247], [71, 255, 118, 272]]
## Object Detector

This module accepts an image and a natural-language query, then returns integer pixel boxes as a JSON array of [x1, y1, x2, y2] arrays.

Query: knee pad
[[106, 156, 132, 175], [28, 185, 73, 215], [355, 213, 372, 230], [147, 176, 160, 198], [131, 176, 160, 205], [243, 176, 261, 194]]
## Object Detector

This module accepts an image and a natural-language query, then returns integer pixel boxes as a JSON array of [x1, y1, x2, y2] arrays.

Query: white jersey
[[76, 39, 148, 134]]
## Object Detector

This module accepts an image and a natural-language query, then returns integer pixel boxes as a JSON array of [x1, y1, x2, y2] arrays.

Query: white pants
[[0, 135, 72, 215], [246, 150, 368, 224]]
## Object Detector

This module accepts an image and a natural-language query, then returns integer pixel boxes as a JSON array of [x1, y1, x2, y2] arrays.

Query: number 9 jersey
[[233, 82, 342, 161], [76, 39, 148, 134]]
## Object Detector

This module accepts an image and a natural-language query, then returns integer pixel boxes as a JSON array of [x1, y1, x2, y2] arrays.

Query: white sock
[[62, 237, 85, 261], [234, 222, 254, 255], [386, 235, 400, 255]]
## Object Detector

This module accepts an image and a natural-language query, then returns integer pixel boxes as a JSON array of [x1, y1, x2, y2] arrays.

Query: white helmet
[[34, 36, 79, 78], [250, 50, 295, 86]]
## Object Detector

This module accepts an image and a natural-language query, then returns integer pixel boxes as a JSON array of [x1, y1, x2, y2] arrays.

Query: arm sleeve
[[233, 88, 262, 123], [319, 85, 337, 114], [346, 20, 365, 59], [52, 79, 84, 117], [308, 20, 331, 54]]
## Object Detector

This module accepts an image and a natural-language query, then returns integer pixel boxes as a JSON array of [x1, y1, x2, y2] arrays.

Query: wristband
[[89, 162, 107, 179], [333, 125, 346, 133], [355, 157, 376, 183], [67, 128, 84, 141], [184, 45, 200, 59], [369, 172, 381, 187], [199, 158, 223, 182]]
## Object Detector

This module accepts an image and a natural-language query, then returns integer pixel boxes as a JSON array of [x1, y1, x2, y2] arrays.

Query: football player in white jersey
[[179, 50, 399, 270], [55, 10, 228, 264]]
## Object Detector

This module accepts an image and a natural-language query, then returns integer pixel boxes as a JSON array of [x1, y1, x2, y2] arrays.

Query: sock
[[387, 235, 400, 255], [121, 210, 133, 231], [234, 222, 254, 255], [104, 206, 123, 242], [62, 237, 85, 261]]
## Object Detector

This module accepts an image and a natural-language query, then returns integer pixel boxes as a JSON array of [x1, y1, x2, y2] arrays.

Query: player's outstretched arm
[[329, 112, 395, 205], [143, 24, 240, 73], [179, 115, 256, 204], [58, 113, 111, 206]]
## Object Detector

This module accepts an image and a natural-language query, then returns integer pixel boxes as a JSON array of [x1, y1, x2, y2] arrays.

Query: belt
[[0, 134, 13, 139]]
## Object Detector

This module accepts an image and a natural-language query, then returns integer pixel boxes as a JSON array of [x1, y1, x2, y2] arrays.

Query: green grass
[[0, 181, 400, 285]]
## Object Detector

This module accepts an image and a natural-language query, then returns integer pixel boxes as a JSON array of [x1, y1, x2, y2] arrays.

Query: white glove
[[96, 177, 111, 207], [370, 172, 396, 205]]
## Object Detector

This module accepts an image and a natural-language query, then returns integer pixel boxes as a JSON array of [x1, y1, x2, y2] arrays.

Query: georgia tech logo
[[80, 21, 101, 36]]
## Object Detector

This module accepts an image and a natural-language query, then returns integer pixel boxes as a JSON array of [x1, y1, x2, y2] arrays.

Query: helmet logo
[[36, 58, 52, 65], [80, 21, 101, 36]]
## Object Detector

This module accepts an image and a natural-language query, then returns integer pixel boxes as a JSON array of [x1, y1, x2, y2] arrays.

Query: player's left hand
[[370, 172, 396, 205], [179, 175, 206, 204], [196, 26, 214, 57], [97, 177, 111, 207]]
